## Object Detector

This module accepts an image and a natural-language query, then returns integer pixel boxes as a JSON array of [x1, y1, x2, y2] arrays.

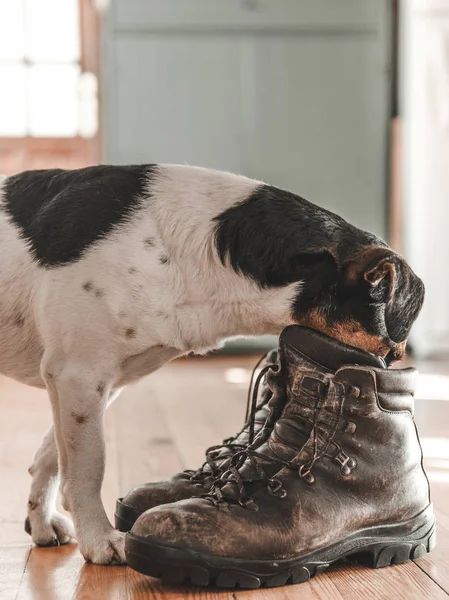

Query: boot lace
[[205, 373, 334, 509], [189, 354, 277, 483]]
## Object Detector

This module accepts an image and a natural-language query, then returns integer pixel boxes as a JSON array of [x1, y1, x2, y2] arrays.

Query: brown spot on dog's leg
[[83, 281, 93, 292], [14, 312, 25, 327], [125, 327, 136, 338], [71, 411, 88, 424], [96, 381, 106, 395]]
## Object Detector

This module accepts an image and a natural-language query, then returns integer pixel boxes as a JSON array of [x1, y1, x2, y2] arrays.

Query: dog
[[0, 164, 424, 564]]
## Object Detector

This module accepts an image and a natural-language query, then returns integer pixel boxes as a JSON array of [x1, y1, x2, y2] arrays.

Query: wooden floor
[[1, 355, 449, 599]]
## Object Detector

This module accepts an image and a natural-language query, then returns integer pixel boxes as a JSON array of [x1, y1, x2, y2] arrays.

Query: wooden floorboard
[[1, 355, 448, 599]]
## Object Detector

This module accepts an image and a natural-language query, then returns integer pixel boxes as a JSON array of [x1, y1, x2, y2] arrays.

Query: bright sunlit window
[[0, 0, 97, 138]]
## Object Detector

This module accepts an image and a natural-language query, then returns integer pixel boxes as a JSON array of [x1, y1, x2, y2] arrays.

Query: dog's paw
[[25, 511, 75, 547], [80, 529, 126, 565]]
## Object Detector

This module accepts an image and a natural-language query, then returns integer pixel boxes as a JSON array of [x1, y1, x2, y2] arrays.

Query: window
[[0, 0, 97, 138]]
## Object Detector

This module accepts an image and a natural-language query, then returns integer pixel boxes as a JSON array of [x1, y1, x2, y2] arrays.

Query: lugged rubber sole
[[115, 498, 142, 533], [125, 506, 436, 589]]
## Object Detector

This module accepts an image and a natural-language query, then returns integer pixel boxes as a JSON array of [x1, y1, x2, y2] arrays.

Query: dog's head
[[292, 246, 425, 363]]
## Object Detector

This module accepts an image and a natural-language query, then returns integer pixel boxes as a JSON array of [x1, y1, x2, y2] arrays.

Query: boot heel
[[349, 525, 436, 569]]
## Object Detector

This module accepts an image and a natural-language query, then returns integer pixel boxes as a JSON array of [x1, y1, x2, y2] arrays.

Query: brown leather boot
[[125, 326, 435, 589], [115, 349, 278, 531], [116, 327, 385, 532]]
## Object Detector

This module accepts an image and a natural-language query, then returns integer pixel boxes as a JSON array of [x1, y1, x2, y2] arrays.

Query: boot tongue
[[280, 325, 386, 371]]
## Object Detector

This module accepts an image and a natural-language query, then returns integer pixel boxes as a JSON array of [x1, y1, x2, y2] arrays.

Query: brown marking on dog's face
[[72, 411, 88, 424], [28, 500, 38, 511], [297, 309, 392, 358], [128, 267, 137, 274], [83, 281, 93, 292], [95, 288, 105, 298], [125, 327, 136, 338], [144, 237, 155, 248], [159, 255, 170, 265]]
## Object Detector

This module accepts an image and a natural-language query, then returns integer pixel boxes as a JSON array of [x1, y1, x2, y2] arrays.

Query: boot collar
[[334, 365, 418, 413], [280, 326, 387, 371]]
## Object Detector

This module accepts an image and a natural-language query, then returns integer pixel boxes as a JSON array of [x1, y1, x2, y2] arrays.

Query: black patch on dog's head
[[214, 184, 424, 361], [214, 184, 379, 288], [3, 164, 156, 267]]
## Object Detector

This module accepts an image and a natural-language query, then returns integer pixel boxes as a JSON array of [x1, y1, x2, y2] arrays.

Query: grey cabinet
[[104, 0, 391, 237]]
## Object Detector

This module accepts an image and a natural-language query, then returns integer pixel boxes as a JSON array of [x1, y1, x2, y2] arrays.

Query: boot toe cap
[[121, 472, 207, 514]]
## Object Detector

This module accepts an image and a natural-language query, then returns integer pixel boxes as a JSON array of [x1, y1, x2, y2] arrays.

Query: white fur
[[0, 165, 298, 564]]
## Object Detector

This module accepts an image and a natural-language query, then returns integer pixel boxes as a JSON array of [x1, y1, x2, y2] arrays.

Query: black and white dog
[[0, 164, 424, 564]]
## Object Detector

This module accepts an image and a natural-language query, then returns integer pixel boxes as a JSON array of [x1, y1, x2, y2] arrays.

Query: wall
[[402, 0, 449, 356]]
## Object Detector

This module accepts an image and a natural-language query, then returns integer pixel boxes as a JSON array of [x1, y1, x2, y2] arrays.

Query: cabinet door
[[106, 0, 390, 237], [247, 33, 389, 236], [110, 36, 245, 172]]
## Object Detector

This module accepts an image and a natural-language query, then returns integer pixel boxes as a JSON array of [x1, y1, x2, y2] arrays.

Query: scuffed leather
[[131, 327, 430, 561]]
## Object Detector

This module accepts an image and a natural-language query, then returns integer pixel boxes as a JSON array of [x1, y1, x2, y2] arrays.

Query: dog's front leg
[[26, 389, 123, 547], [43, 359, 125, 565], [26, 426, 74, 546]]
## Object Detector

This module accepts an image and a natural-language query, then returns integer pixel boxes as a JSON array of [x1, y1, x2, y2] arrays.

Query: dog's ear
[[345, 247, 425, 342]]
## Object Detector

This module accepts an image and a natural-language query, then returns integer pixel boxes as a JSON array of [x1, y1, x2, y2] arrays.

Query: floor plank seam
[[13, 546, 31, 600], [413, 559, 449, 596]]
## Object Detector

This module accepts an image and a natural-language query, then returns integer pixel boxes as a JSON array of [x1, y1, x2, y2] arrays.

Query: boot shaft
[[263, 328, 430, 523]]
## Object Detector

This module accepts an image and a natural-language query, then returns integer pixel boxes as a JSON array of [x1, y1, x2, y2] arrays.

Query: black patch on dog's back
[[3, 164, 155, 267], [214, 184, 380, 288]]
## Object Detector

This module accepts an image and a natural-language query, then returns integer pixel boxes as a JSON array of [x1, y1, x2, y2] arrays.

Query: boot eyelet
[[333, 448, 357, 475], [268, 478, 287, 498], [341, 459, 357, 476], [344, 421, 357, 435], [299, 465, 315, 485]]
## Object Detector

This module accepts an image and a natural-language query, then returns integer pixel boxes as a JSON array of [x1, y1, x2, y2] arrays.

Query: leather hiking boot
[[115, 349, 278, 531], [116, 325, 384, 532], [125, 325, 435, 589]]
